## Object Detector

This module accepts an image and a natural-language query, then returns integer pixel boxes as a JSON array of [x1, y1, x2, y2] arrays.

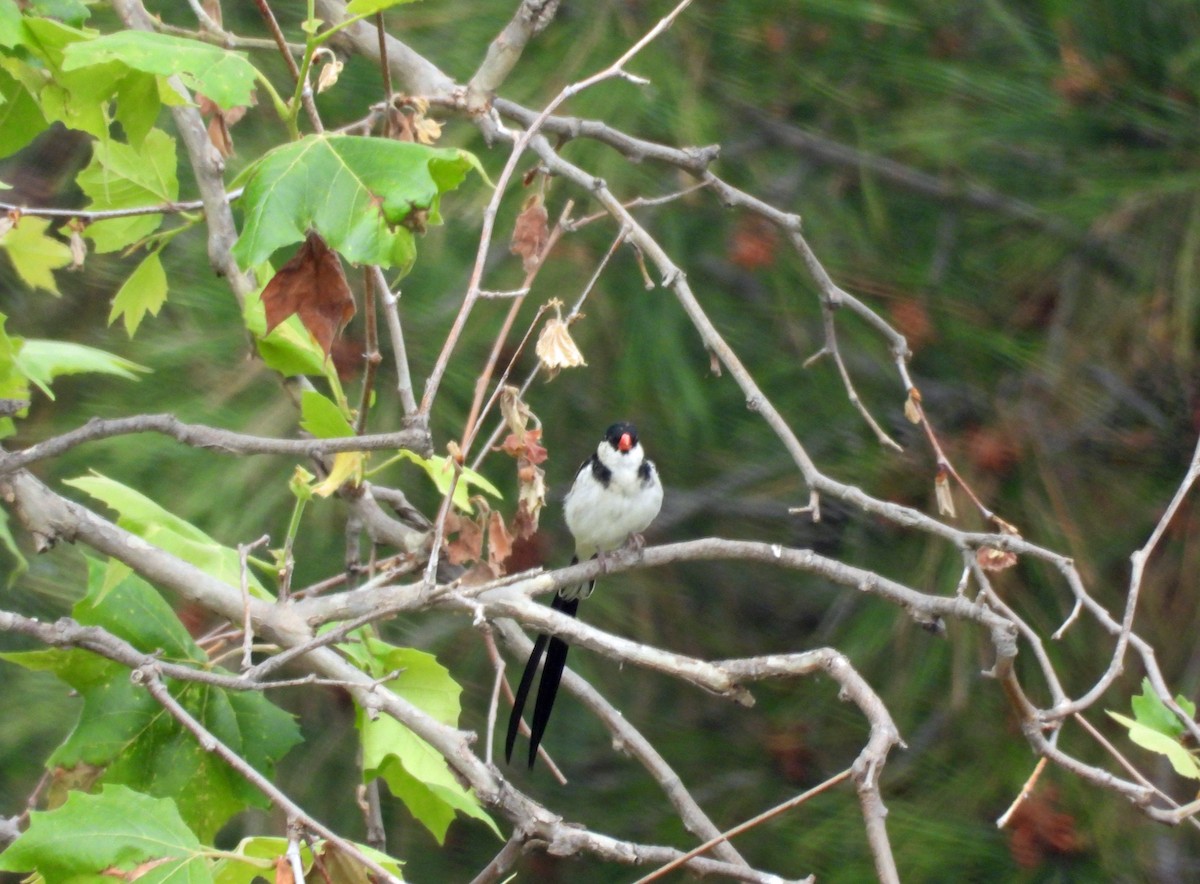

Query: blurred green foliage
[[3, 0, 1200, 881]]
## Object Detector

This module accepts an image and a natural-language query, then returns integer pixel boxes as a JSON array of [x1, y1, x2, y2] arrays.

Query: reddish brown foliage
[[261, 232, 356, 359]]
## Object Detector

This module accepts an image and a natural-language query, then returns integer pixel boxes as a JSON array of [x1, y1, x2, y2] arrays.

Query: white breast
[[564, 447, 663, 559]]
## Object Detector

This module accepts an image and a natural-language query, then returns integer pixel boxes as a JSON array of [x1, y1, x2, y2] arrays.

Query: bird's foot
[[624, 532, 647, 556]]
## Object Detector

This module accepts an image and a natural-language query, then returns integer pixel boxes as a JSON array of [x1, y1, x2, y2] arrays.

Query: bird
[[505, 422, 664, 768]]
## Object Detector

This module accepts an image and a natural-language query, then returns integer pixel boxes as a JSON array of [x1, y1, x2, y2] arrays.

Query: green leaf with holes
[[343, 634, 500, 843], [231, 134, 483, 270], [62, 30, 258, 110], [0, 560, 300, 842], [64, 472, 270, 598], [0, 786, 209, 883]]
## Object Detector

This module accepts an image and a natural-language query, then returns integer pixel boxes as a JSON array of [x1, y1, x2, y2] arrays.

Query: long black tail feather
[[528, 595, 579, 766], [505, 631, 549, 764], [505, 590, 581, 767]]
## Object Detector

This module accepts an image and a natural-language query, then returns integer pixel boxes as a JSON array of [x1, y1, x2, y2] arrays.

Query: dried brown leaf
[[500, 385, 534, 434], [274, 854, 295, 884], [487, 508, 513, 570], [445, 511, 483, 565], [934, 469, 956, 518], [316, 57, 343, 94], [500, 428, 548, 465], [414, 116, 443, 145], [515, 462, 546, 537], [261, 231, 355, 358], [510, 194, 549, 273], [207, 113, 233, 157], [535, 313, 586, 377], [977, 546, 1018, 572], [904, 388, 922, 424], [68, 226, 86, 270]]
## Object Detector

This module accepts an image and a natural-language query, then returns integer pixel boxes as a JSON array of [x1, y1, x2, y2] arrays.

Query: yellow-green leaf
[[109, 248, 167, 336], [0, 216, 72, 293]]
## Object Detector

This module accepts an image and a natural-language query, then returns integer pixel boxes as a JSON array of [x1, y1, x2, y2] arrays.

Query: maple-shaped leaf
[[231, 134, 486, 271], [260, 232, 355, 359]]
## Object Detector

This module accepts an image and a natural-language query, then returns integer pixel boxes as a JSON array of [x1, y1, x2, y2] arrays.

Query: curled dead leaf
[[511, 193, 549, 273], [500, 385, 535, 434], [316, 54, 343, 93], [515, 463, 546, 538], [444, 511, 484, 565], [487, 509, 513, 571], [261, 231, 356, 359], [198, 92, 252, 158], [978, 546, 1018, 571], [535, 299, 586, 378], [934, 467, 956, 519], [414, 116, 443, 145], [904, 387, 922, 424], [67, 221, 87, 270]]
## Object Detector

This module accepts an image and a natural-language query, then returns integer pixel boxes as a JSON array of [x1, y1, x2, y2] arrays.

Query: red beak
[[618, 432, 633, 452]]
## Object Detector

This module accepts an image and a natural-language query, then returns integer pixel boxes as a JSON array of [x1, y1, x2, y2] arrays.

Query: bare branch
[[0, 413, 431, 474], [466, 0, 563, 111]]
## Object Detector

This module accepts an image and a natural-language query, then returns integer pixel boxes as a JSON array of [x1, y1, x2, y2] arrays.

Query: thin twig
[[418, 0, 695, 418], [0, 196, 228, 221], [356, 267, 382, 435], [238, 534, 271, 669], [372, 267, 419, 417], [632, 770, 852, 884], [374, 12, 393, 99]]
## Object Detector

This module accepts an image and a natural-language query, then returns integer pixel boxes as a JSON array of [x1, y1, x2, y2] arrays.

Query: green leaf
[[76, 127, 178, 253], [231, 134, 480, 270], [0, 216, 72, 293], [213, 837, 403, 884], [0, 786, 209, 882], [114, 69, 161, 147], [1, 560, 301, 841], [300, 389, 354, 438], [1130, 678, 1184, 737], [0, 312, 29, 438], [110, 248, 168, 336], [394, 450, 501, 514], [0, 66, 47, 155], [344, 635, 500, 842], [26, 0, 91, 25], [63, 30, 258, 110], [21, 17, 126, 138], [0, 0, 21, 47], [14, 338, 148, 398], [1109, 711, 1200, 780], [64, 472, 271, 598], [345, 0, 424, 14]]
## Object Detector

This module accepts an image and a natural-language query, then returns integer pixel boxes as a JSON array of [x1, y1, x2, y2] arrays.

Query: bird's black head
[[604, 422, 639, 453]]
